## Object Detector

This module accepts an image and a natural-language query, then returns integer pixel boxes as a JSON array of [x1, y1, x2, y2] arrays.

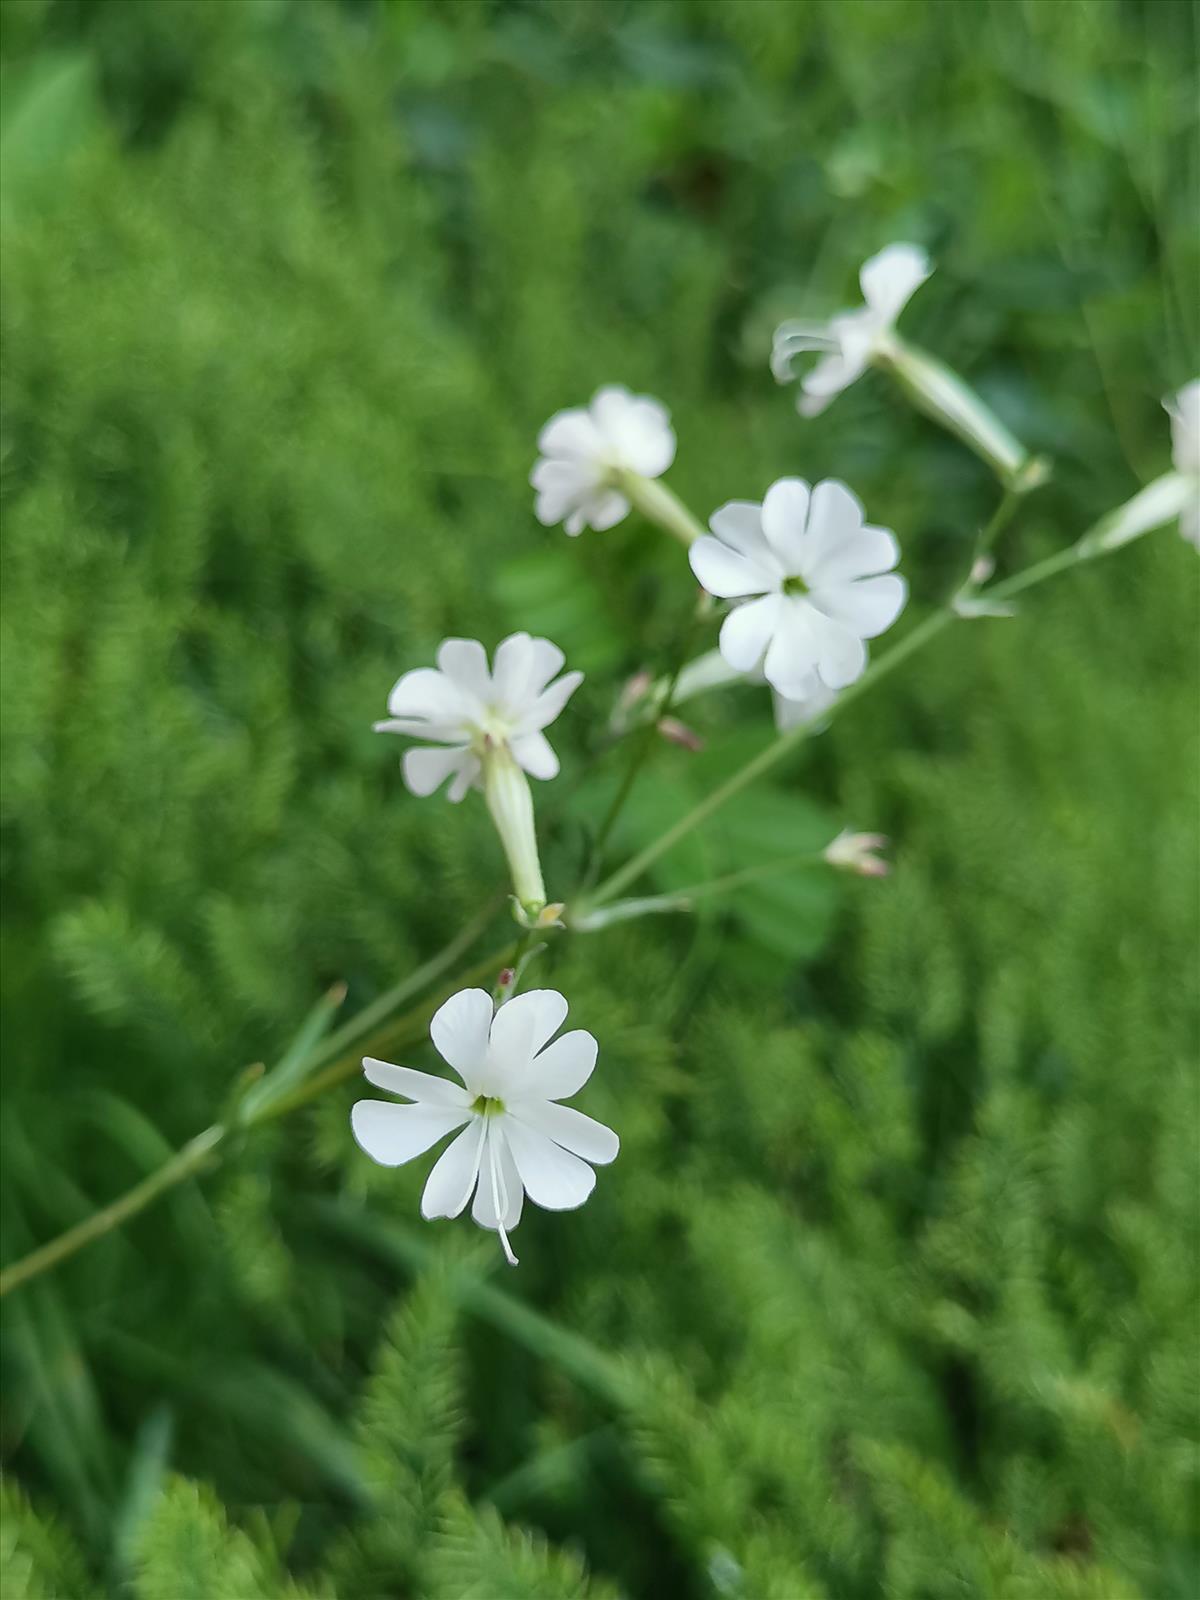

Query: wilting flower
[[376, 633, 582, 798], [1166, 380, 1199, 548], [532, 384, 676, 535], [351, 987, 618, 1266], [689, 478, 906, 695], [771, 243, 931, 417], [824, 829, 890, 877]]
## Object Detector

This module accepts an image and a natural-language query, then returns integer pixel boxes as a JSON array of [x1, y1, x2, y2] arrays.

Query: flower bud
[[878, 336, 1033, 489], [1074, 472, 1192, 559], [824, 829, 890, 878], [657, 716, 705, 752]]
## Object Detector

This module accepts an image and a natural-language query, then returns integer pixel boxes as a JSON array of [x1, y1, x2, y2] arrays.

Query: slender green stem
[[616, 471, 707, 547], [587, 609, 952, 908], [303, 895, 502, 1074], [0, 1126, 225, 1298], [578, 594, 711, 893], [987, 542, 1084, 600], [668, 849, 827, 904]]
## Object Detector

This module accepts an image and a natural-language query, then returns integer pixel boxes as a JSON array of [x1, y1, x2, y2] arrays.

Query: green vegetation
[[1, 1, 1196, 1595]]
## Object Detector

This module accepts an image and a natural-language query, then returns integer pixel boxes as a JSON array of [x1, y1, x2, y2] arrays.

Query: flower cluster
[[356, 244, 1196, 1265]]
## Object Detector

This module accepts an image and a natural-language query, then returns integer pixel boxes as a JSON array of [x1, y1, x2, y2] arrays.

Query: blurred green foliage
[[1, 0, 1197, 1595]]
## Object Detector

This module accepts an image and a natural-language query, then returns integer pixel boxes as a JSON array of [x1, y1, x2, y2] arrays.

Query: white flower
[[532, 385, 676, 535], [824, 829, 890, 878], [771, 243, 932, 417], [1166, 380, 1200, 548], [689, 478, 907, 695], [375, 633, 583, 801], [351, 987, 618, 1266]]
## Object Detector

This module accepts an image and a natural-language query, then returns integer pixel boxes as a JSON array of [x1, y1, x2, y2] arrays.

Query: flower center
[[472, 1094, 505, 1116], [782, 574, 810, 597]]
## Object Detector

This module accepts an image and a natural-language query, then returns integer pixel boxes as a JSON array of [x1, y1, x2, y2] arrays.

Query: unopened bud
[[495, 967, 515, 992], [824, 829, 890, 878], [1075, 472, 1191, 558], [657, 716, 704, 752]]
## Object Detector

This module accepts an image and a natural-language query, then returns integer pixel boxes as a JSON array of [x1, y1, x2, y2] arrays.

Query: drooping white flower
[[689, 479, 906, 695], [351, 987, 618, 1265], [1166, 380, 1200, 548], [532, 385, 676, 535], [375, 633, 583, 801], [771, 243, 931, 418]]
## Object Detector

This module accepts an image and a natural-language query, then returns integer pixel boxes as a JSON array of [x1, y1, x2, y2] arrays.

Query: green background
[[1, 1, 1197, 1596]]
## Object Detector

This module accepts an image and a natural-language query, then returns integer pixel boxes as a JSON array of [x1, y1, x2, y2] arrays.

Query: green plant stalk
[[571, 850, 827, 928], [0, 1127, 226, 1299], [615, 469, 707, 546], [578, 589, 712, 893], [586, 607, 951, 908]]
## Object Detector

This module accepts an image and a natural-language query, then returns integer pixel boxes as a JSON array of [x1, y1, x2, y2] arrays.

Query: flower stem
[[616, 471, 707, 547], [0, 1126, 226, 1298], [587, 608, 952, 908], [578, 594, 711, 893]]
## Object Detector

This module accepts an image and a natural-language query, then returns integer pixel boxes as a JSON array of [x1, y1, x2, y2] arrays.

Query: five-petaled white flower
[[375, 633, 583, 800], [351, 987, 618, 1266], [689, 478, 907, 695], [1166, 380, 1200, 548], [771, 243, 932, 417], [532, 385, 676, 535]]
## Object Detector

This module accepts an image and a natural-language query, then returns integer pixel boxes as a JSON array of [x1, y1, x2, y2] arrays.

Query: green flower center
[[782, 574, 809, 597], [472, 1094, 505, 1116]]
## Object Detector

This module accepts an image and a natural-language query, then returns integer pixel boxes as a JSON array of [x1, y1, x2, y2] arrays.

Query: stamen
[[489, 1129, 518, 1267]]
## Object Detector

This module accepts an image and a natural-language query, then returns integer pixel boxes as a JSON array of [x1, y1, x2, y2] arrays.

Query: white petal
[[585, 489, 631, 531], [805, 522, 900, 585], [516, 669, 583, 734], [1167, 380, 1199, 476], [471, 1123, 524, 1231], [800, 480, 867, 576], [402, 745, 474, 798], [719, 594, 783, 673], [531, 458, 600, 526], [859, 242, 931, 325], [436, 639, 491, 703], [421, 1120, 487, 1218], [362, 1058, 473, 1110], [446, 754, 481, 802], [488, 989, 569, 1081], [708, 501, 781, 575], [374, 717, 464, 741], [762, 598, 820, 691], [351, 1100, 469, 1167], [510, 730, 559, 780], [688, 535, 774, 599], [760, 479, 812, 570], [521, 1029, 598, 1101], [808, 608, 869, 689], [508, 1100, 619, 1166], [502, 1117, 597, 1211], [770, 320, 838, 383], [799, 351, 862, 409], [387, 667, 470, 724], [537, 406, 606, 461], [491, 632, 535, 709], [812, 574, 907, 639], [429, 987, 494, 1081], [772, 677, 837, 731], [524, 637, 567, 694], [591, 386, 676, 477]]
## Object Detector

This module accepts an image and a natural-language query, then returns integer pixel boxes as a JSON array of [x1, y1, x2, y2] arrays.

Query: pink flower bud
[[657, 716, 705, 752]]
